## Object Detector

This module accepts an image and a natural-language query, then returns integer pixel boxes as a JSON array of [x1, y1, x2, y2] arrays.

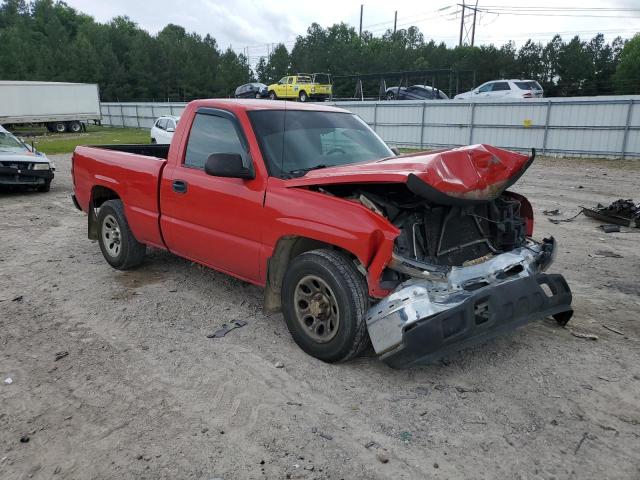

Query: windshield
[[248, 110, 393, 178], [0, 132, 28, 153]]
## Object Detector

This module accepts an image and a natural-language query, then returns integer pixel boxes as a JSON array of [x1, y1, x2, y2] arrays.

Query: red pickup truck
[[72, 99, 573, 368]]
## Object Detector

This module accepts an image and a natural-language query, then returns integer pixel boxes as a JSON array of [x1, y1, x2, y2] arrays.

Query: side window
[[279, 77, 286, 84], [478, 83, 493, 93], [184, 113, 246, 169], [157, 118, 167, 130], [287, 77, 294, 84], [493, 82, 510, 91], [168, 120, 176, 131]]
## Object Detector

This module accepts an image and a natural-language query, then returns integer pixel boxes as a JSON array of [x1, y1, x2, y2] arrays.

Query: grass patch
[[23, 125, 150, 155]]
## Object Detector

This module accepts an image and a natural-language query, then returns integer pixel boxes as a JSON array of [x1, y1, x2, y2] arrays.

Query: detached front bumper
[[366, 238, 573, 368]]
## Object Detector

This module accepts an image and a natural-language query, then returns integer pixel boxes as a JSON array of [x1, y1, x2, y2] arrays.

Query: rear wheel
[[255, 92, 261, 99], [281, 249, 370, 363], [97, 199, 146, 270], [52, 122, 67, 133], [68, 120, 82, 133], [386, 91, 396, 100], [298, 90, 308, 102]]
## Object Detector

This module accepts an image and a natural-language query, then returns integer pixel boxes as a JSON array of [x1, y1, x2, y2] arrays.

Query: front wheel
[[37, 181, 51, 193], [298, 91, 308, 102], [97, 199, 146, 270], [281, 249, 370, 363], [269, 91, 277, 100]]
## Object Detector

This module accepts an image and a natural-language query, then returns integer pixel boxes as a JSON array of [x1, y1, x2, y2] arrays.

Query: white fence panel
[[100, 96, 640, 158]]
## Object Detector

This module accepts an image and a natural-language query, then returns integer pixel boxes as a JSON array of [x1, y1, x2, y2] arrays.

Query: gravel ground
[[1, 154, 639, 480]]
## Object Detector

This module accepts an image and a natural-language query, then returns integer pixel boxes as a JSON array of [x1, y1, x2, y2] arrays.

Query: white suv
[[454, 79, 544, 100], [150, 115, 180, 144]]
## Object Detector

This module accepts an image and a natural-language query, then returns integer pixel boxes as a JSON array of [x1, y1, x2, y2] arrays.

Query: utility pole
[[393, 10, 397, 34], [458, 2, 465, 47], [359, 4, 363, 38], [458, 1, 480, 47]]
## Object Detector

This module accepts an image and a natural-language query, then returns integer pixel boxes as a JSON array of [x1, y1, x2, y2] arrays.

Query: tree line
[[1, 0, 638, 102]]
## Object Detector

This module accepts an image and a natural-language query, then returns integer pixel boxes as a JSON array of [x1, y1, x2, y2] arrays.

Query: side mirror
[[205, 153, 254, 179], [390, 147, 401, 156]]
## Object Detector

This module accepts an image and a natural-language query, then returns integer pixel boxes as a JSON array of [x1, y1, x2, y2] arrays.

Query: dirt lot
[[1, 154, 639, 480]]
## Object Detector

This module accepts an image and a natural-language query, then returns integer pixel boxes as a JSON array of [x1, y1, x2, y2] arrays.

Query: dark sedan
[[385, 85, 449, 100], [235, 83, 269, 99]]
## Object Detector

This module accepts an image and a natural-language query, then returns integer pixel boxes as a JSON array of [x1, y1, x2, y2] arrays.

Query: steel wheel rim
[[293, 275, 340, 343], [71, 123, 81, 132], [101, 214, 122, 258], [55, 123, 65, 132]]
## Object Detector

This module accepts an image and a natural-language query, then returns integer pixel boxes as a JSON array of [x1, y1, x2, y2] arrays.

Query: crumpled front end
[[366, 237, 573, 368]]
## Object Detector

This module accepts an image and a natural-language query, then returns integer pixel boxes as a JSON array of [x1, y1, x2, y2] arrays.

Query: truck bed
[[72, 144, 168, 249]]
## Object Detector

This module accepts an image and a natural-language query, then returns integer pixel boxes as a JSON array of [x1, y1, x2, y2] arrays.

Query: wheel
[[52, 122, 67, 133], [150, 138, 156, 144], [269, 91, 277, 100], [68, 121, 82, 133], [386, 91, 396, 100], [298, 91, 308, 102], [97, 199, 146, 270], [281, 249, 370, 363], [255, 92, 261, 99], [37, 181, 51, 193]]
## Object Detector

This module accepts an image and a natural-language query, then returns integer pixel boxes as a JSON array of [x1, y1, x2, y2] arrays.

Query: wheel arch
[[88, 185, 121, 240], [263, 236, 364, 313]]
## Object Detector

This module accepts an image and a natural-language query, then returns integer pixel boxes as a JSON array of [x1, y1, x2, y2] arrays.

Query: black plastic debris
[[600, 224, 621, 233], [584, 199, 640, 228], [207, 319, 247, 338], [543, 209, 561, 216]]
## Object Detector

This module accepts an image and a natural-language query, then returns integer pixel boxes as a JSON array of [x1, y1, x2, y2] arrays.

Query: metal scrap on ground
[[583, 199, 640, 228], [206, 319, 248, 338]]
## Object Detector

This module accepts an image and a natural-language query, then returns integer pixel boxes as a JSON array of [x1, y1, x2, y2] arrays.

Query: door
[[159, 109, 266, 283], [488, 81, 511, 98], [275, 77, 287, 98], [476, 82, 494, 98], [286, 76, 295, 99]]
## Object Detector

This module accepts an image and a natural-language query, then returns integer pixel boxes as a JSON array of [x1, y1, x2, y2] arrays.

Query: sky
[[64, 0, 640, 62]]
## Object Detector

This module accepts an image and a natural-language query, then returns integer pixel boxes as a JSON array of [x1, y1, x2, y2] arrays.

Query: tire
[[298, 90, 308, 102], [97, 199, 146, 270], [52, 122, 67, 133], [68, 121, 82, 133], [37, 181, 51, 193], [386, 91, 396, 100], [150, 138, 156, 144], [269, 91, 277, 100], [281, 249, 370, 363], [255, 93, 261, 99]]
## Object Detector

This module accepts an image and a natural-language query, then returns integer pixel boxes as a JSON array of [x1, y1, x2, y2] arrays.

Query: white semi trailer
[[0, 81, 101, 133]]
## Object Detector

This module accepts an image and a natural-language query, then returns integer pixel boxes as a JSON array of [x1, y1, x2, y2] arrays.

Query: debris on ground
[[274, 361, 284, 369], [375, 452, 390, 464], [206, 319, 247, 338], [318, 432, 333, 441], [4, 377, 13, 385], [54, 351, 69, 361], [593, 250, 623, 258], [584, 199, 640, 228], [570, 330, 599, 341], [543, 209, 561, 216], [548, 210, 584, 224], [365, 441, 380, 449], [602, 325, 624, 336], [20, 435, 29, 443], [12, 295, 23, 302], [600, 224, 621, 233]]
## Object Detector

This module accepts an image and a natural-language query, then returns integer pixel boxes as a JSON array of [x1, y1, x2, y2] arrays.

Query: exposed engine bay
[[316, 182, 530, 283]]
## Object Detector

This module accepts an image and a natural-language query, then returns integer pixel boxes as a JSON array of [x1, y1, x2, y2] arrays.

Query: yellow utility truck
[[267, 73, 332, 102]]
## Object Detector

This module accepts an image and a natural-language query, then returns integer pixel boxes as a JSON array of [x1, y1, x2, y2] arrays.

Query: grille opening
[[474, 300, 490, 325]]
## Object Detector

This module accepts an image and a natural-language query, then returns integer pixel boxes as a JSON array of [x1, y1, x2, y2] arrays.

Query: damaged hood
[[285, 144, 533, 203]]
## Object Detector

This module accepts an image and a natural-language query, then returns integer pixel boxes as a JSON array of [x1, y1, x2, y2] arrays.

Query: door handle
[[172, 180, 187, 194]]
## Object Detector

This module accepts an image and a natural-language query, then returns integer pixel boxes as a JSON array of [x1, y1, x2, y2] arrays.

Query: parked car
[[0, 125, 54, 192], [385, 85, 449, 100], [454, 79, 544, 100], [72, 99, 573, 369], [268, 73, 332, 102], [150, 115, 180, 144], [235, 83, 269, 99]]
